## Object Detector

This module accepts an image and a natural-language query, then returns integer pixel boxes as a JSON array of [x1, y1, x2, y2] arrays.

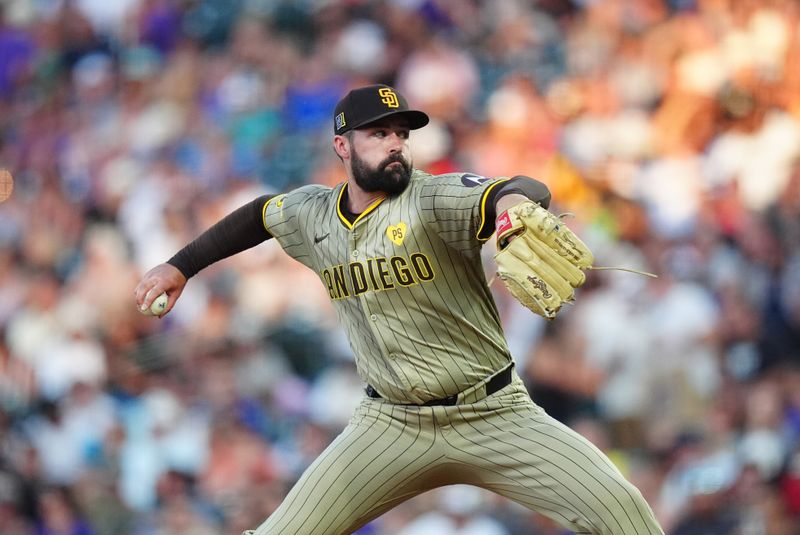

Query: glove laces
[[556, 212, 657, 279]]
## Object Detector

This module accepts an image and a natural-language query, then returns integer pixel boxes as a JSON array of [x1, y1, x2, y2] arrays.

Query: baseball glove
[[494, 201, 594, 319]]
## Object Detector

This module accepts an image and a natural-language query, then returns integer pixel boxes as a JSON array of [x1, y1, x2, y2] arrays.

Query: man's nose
[[387, 133, 404, 153]]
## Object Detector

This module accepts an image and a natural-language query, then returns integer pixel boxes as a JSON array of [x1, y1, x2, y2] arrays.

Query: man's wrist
[[494, 193, 528, 219], [166, 257, 193, 280]]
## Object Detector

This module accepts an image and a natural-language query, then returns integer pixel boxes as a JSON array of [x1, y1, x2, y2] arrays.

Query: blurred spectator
[[33, 486, 95, 535], [1, 1, 800, 533], [396, 485, 509, 535], [0, 4, 36, 100]]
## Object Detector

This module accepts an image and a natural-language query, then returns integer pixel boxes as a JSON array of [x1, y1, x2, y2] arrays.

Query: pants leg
[[443, 378, 664, 535], [251, 399, 447, 535]]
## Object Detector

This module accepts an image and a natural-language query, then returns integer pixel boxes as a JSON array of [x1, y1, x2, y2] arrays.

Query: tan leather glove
[[494, 201, 594, 319]]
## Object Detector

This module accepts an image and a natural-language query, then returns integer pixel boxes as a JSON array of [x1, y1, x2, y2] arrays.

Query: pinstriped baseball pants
[[247, 375, 663, 535]]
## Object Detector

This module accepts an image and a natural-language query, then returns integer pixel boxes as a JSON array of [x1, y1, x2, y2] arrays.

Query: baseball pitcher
[[135, 85, 664, 535]]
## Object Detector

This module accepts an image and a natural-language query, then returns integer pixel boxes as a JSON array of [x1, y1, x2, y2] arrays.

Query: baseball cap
[[333, 84, 429, 135]]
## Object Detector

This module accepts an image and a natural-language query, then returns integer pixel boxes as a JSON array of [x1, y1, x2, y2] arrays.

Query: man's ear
[[333, 135, 350, 160]]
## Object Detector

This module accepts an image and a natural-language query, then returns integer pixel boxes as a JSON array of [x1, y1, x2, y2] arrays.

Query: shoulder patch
[[461, 173, 491, 187]]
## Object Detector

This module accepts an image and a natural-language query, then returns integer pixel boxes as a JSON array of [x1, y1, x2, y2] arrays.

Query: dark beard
[[351, 149, 412, 197]]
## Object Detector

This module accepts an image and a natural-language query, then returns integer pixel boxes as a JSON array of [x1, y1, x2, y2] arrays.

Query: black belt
[[365, 363, 514, 406]]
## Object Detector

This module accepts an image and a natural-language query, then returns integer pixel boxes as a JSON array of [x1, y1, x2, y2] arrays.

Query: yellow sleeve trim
[[476, 177, 510, 241], [261, 194, 282, 232]]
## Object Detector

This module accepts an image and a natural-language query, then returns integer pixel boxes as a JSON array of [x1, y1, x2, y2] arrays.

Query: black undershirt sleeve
[[478, 175, 551, 240], [167, 194, 274, 279]]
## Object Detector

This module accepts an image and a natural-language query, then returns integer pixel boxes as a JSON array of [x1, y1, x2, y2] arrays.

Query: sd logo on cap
[[333, 85, 429, 135]]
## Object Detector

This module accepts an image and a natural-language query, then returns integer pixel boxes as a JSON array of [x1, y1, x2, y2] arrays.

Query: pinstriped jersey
[[263, 169, 512, 404]]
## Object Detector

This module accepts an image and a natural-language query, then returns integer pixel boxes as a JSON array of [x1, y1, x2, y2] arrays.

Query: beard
[[351, 148, 412, 197]]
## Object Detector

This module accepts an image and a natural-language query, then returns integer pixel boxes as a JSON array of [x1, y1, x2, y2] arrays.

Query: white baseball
[[141, 292, 168, 316]]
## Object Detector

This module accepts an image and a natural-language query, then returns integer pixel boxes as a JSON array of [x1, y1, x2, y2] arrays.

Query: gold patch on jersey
[[386, 222, 407, 246]]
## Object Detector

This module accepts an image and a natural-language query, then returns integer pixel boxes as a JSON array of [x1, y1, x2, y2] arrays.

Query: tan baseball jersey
[[252, 169, 665, 535], [263, 169, 511, 405]]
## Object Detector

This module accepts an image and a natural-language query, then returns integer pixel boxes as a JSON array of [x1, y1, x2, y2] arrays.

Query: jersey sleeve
[[418, 173, 510, 252], [262, 185, 326, 266]]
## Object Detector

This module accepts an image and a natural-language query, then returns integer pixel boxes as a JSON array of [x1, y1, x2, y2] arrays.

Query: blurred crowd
[[1, 0, 800, 534]]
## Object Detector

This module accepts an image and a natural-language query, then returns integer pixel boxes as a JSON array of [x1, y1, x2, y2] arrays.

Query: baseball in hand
[[140, 292, 168, 316]]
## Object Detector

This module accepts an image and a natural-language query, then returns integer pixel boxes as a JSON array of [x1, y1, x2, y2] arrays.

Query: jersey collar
[[336, 183, 386, 230]]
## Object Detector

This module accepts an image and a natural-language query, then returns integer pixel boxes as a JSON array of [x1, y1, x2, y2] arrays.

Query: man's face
[[347, 117, 413, 196]]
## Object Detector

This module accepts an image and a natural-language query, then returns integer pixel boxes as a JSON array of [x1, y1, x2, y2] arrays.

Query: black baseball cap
[[333, 84, 429, 135]]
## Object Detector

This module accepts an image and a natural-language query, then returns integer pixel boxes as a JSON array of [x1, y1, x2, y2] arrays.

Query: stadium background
[[1, 0, 799, 533]]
